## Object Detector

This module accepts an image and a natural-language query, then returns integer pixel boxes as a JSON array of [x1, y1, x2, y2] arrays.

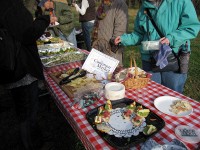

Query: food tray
[[37, 36, 63, 46], [38, 41, 73, 53], [86, 98, 165, 149], [40, 50, 87, 68], [49, 71, 75, 98], [38, 43, 64, 51], [39, 47, 78, 57], [49, 70, 101, 98]]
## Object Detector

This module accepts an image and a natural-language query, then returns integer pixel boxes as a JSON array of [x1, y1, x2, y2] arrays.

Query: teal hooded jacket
[[120, 0, 200, 61]]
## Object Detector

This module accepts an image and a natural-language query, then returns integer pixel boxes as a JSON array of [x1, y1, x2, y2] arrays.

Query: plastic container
[[105, 82, 125, 101], [175, 125, 200, 143], [141, 41, 160, 50], [40, 51, 87, 68]]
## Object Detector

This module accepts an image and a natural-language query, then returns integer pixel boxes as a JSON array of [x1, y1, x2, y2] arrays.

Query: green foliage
[[184, 35, 200, 100]]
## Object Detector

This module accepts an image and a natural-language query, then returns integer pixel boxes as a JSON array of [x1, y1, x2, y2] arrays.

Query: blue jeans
[[81, 21, 94, 51], [142, 60, 187, 93]]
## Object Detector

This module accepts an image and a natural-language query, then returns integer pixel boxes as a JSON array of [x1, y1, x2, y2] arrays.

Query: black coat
[[0, 0, 50, 82]]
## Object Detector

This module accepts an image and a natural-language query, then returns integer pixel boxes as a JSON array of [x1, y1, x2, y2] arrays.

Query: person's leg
[[81, 22, 94, 51], [66, 28, 77, 47], [150, 72, 162, 84], [11, 80, 40, 150], [161, 72, 187, 93], [142, 60, 162, 84], [142, 60, 187, 93]]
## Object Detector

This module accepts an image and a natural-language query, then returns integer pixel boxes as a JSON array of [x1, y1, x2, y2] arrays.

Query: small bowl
[[141, 41, 160, 50], [105, 82, 125, 101]]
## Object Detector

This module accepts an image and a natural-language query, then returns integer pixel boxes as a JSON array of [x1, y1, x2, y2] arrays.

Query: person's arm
[[22, 15, 51, 44], [73, 0, 89, 15], [165, 0, 200, 48], [3, 1, 50, 44]]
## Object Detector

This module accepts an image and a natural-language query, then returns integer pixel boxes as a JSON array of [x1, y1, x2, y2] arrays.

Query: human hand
[[50, 16, 57, 25], [72, 3, 76, 7], [160, 37, 170, 45], [44, 1, 54, 10], [114, 36, 121, 45]]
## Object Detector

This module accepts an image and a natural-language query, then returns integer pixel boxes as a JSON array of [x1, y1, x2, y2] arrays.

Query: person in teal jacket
[[114, 0, 200, 93]]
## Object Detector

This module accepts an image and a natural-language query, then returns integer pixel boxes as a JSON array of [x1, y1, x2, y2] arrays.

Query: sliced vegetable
[[143, 125, 157, 135]]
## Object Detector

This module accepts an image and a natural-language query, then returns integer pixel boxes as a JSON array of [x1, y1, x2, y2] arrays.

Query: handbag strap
[[145, 8, 179, 58], [146, 8, 164, 38]]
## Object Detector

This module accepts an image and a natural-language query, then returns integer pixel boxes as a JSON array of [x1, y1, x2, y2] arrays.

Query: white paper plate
[[175, 125, 200, 143], [49, 21, 59, 27], [154, 96, 193, 117]]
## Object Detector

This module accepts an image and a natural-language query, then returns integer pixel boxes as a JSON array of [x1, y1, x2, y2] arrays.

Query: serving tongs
[[59, 67, 80, 85], [59, 69, 87, 85]]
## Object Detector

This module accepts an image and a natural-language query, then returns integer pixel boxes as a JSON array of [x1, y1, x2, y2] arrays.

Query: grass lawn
[[72, 6, 200, 101]]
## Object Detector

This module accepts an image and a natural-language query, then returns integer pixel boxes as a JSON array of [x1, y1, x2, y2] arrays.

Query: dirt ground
[[0, 86, 85, 150]]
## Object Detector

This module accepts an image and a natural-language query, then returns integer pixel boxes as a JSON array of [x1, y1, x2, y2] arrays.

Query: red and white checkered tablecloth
[[44, 61, 200, 150]]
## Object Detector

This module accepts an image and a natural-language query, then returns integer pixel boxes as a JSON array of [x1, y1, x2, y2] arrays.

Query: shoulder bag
[[146, 8, 179, 72]]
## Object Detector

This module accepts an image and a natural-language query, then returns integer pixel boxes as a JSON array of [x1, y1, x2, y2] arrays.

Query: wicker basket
[[123, 77, 150, 89], [122, 58, 150, 89]]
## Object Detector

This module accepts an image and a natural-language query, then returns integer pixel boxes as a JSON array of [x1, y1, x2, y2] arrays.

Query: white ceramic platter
[[154, 96, 193, 117]]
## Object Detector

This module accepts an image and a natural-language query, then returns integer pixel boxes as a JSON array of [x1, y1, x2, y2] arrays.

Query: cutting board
[[49, 72, 75, 98]]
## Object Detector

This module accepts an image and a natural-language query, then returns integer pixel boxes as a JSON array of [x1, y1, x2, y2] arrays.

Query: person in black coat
[[0, 0, 57, 149]]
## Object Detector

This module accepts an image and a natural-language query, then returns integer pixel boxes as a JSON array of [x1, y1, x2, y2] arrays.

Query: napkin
[[140, 138, 188, 150], [153, 44, 172, 69]]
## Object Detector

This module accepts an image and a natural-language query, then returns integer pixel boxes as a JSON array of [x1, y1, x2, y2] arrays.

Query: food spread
[[170, 100, 192, 114], [94, 100, 156, 137], [143, 125, 157, 135], [115, 67, 148, 82]]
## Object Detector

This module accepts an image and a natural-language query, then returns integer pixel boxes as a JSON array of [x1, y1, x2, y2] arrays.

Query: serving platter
[[49, 69, 101, 98], [40, 50, 87, 68], [86, 98, 165, 149], [49, 72, 75, 98]]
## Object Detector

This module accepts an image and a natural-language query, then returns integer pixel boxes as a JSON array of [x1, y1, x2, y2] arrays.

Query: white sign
[[82, 48, 119, 79]]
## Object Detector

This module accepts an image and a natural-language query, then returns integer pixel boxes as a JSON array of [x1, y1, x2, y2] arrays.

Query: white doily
[[106, 108, 146, 137]]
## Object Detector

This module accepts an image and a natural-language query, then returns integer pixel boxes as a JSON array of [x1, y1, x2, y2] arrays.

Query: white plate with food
[[154, 96, 193, 117], [49, 21, 59, 27]]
